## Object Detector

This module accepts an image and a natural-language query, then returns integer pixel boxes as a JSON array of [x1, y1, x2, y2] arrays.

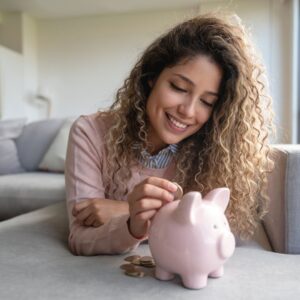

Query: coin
[[139, 256, 155, 268], [124, 255, 141, 262], [172, 182, 183, 199], [125, 270, 145, 278], [120, 263, 137, 272], [131, 257, 141, 266], [140, 263, 155, 268], [140, 256, 153, 263], [121, 254, 155, 278]]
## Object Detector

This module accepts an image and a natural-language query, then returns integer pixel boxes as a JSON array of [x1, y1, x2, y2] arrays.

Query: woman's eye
[[170, 82, 187, 93], [200, 99, 214, 107]]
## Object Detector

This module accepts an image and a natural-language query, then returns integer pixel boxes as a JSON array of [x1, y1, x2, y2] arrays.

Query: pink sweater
[[65, 112, 176, 255]]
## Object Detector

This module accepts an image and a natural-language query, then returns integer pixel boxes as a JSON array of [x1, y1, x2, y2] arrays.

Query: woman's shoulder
[[70, 111, 114, 142]]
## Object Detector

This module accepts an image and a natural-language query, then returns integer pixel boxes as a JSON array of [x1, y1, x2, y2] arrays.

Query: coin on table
[[120, 263, 137, 272], [140, 256, 153, 263], [139, 256, 155, 268], [124, 255, 141, 262], [140, 264, 155, 268], [172, 182, 183, 199], [125, 270, 145, 278], [131, 257, 141, 266]]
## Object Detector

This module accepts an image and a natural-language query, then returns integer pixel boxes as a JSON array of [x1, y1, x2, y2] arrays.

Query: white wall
[[37, 8, 197, 118], [22, 14, 41, 121], [0, 13, 41, 122], [0, 46, 25, 119]]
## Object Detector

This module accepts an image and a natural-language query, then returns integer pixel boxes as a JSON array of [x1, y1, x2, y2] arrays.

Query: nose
[[178, 98, 196, 118], [218, 232, 235, 259]]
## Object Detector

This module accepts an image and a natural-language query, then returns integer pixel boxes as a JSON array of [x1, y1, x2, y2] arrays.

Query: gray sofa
[[0, 118, 300, 299], [0, 118, 66, 220]]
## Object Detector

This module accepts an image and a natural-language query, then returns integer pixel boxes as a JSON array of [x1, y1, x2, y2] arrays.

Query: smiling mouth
[[166, 113, 189, 129]]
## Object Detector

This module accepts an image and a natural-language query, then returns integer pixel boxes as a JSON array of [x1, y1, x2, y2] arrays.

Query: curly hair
[[98, 13, 276, 240]]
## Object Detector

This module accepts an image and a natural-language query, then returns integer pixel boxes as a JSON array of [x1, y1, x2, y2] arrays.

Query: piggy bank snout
[[218, 232, 235, 259]]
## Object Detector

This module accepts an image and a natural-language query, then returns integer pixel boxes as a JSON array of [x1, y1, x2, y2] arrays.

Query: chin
[[162, 136, 183, 145]]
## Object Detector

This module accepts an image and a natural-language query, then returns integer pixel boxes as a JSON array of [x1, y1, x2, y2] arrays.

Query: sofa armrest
[[263, 144, 300, 254]]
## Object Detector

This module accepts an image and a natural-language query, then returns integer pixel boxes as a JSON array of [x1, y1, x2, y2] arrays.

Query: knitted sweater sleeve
[[65, 115, 146, 255]]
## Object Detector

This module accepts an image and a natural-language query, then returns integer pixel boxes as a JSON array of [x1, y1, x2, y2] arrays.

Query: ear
[[174, 191, 202, 225], [203, 188, 230, 212]]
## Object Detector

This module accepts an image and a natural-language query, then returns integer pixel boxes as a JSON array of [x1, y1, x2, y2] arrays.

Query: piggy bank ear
[[203, 188, 230, 212], [174, 191, 202, 225]]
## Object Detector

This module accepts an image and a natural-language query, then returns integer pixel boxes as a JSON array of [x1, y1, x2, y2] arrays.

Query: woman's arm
[[65, 115, 146, 255], [72, 198, 129, 227], [67, 202, 145, 255]]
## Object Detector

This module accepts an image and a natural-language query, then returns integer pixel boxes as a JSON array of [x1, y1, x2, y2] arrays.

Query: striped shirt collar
[[135, 143, 179, 169]]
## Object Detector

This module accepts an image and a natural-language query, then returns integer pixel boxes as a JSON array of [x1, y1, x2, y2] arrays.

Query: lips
[[166, 113, 189, 130]]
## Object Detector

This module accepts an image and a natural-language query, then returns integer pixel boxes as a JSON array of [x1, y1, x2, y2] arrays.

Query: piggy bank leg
[[155, 266, 175, 281], [209, 266, 224, 278], [181, 274, 208, 289]]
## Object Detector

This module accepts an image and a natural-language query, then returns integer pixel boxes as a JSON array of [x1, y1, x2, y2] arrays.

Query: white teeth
[[168, 114, 188, 129]]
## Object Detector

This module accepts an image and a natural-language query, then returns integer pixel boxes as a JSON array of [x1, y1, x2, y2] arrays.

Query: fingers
[[85, 216, 103, 227], [142, 184, 174, 202], [83, 214, 96, 226], [76, 206, 93, 224], [139, 177, 178, 193], [127, 178, 180, 239], [76, 208, 104, 227], [130, 178, 178, 204], [135, 209, 157, 222], [72, 199, 93, 216], [131, 198, 163, 217], [92, 220, 102, 228]]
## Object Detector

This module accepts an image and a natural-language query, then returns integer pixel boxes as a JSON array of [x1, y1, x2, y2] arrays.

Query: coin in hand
[[172, 182, 183, 199]]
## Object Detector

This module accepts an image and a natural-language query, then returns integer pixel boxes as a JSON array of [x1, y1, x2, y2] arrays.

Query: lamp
[[34, 94, 52, 118]]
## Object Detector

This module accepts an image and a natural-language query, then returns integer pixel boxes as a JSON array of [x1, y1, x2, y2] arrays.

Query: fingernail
[[169, 182, 178, 192], [167, 192, 175, 202]]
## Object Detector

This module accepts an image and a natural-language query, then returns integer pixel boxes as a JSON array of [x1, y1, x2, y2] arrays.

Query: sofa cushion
[[16, 118, 65, 171], [0, 118, 27, 139], [0, 202, 300, 300], [0, 118, 26, 175], [38, 118, 76, 173], [0, 139, 25, 175], [0, 172, 65, 220], [264, 145, 300, 254]]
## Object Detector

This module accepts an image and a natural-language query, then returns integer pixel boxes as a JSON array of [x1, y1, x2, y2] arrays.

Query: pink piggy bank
[[148, 188, 235, 289]]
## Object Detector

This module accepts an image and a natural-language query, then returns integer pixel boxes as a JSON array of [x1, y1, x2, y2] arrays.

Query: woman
[[65, 13, 275, 255]]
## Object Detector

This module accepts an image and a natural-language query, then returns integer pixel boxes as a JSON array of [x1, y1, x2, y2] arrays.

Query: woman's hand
[[128, 177, 178, 239], [72, 198, 129, 227]]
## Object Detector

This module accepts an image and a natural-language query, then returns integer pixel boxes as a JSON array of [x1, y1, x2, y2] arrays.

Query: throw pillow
[[16, 118, 66, 171], [0, 118, 26, 175], [38, 118, 76, 173], [0, 118, 27, 140]]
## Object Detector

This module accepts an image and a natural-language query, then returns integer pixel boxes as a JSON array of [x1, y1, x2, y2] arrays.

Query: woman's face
[[146, 54, 222, 154]]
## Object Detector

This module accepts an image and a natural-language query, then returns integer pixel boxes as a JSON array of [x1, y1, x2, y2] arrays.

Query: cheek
[[155, 86, 182, 107], [195, 109, 212, 126]]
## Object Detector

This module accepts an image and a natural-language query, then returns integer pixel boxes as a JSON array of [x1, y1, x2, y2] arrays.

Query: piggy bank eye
[[213, 224, 218, 229]]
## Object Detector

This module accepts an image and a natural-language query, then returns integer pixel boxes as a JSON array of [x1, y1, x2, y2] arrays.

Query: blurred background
[[0, 0, 298, 143]]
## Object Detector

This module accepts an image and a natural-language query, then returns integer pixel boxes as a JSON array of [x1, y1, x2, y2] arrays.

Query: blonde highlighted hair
[[98, 13, 275, 240]]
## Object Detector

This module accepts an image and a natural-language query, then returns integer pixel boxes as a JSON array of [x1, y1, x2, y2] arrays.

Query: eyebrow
[[173, 73, 219, 97]]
